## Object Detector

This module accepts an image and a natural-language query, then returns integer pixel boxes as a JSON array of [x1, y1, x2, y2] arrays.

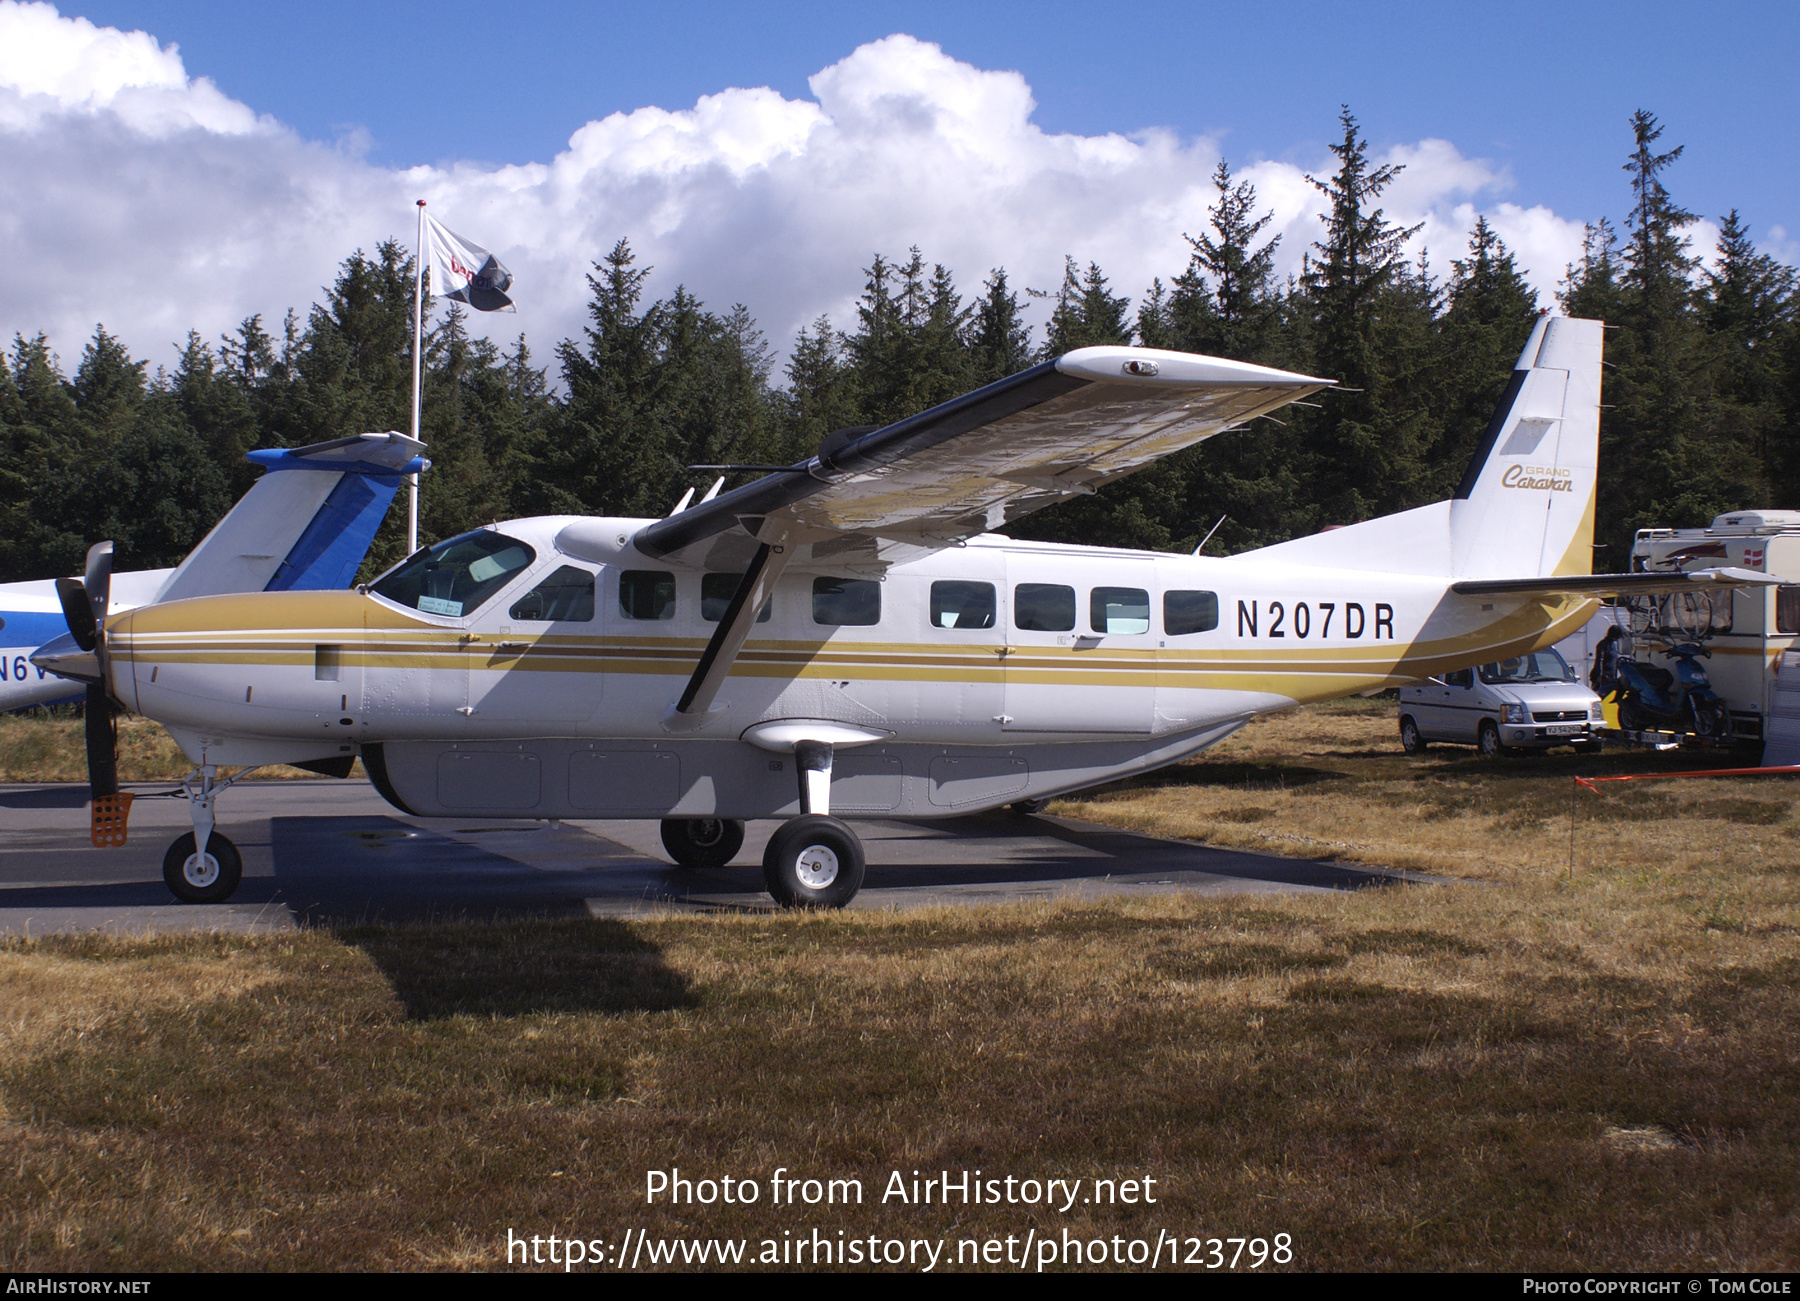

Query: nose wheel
[[163, 831, 243, 904], [163, 763, 251, 904]]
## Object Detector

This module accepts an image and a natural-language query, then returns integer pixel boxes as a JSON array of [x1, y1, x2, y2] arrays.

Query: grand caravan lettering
[[1235, 599, 1395, 640], [1502, 464, 1575, 492]]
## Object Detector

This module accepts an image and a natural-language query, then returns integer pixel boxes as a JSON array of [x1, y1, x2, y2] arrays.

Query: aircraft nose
[[31, 631, 101, 683]]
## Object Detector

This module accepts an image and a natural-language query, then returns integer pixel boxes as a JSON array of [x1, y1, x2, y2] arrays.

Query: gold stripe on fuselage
[[110, 590, 1593, 709]]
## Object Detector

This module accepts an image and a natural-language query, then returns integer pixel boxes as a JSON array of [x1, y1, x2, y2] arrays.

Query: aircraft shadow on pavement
[[269, 815, 608, 926], [0, 785, 93, 809], [263, 812, 1405, 925], [837, 814, 1405, 894]]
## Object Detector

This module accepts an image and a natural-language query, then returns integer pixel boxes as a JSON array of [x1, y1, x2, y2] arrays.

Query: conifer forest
[[4, 111, 1794, 583]]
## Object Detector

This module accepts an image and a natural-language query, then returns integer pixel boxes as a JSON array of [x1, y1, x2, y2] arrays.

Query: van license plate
[[1545, 724, 1583, 736]]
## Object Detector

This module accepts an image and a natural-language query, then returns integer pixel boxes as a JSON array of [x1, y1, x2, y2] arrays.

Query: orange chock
[[91, 792, 134, 847]]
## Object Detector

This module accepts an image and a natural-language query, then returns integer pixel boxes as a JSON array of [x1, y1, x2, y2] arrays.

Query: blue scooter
[[1614, 642, 1730, 738]]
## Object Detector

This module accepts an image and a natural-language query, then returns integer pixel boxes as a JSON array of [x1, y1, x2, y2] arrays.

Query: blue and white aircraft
[[0, 433, 429, 711]]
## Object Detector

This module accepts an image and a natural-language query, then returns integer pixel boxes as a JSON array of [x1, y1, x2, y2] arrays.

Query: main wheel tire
[[660, 817, 745, 869], [162, 832, 243, 904], [762, 815, 866, 910], [1399, 716, 1427, 754], [1009, 797, 1051, 815], [1477, 720, 1506, 758]]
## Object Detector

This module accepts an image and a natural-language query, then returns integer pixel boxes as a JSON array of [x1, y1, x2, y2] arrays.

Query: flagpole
[[408, 198, 426, 554]]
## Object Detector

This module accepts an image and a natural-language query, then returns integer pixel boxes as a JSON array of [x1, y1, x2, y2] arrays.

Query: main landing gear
[[660, 740, 868, 909], [660, 817, 746, 868], [761, 740, 864, 909], [163, 765, 244, 904]]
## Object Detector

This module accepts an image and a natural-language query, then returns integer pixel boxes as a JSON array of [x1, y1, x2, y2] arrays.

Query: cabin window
[[701, 573, 772, 623], [1164, 590, 1219, 635], [930, 580, 996, 629], [812, 577, 881, 626], [1779, 586, 1800, 634], [313, 645, 341, 681], [619, 570, 676, 621], [510, 566, 596, 622], [1091, 586, 1151, 635], [371, 529, 536, 618], [1014, 583, 1075, 632]]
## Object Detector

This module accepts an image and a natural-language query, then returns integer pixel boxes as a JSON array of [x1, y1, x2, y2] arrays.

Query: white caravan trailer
[[1627, 510, 1800, 753]]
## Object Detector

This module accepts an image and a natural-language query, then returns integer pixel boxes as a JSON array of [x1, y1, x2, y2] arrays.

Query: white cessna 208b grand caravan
[[34, 314, 1773, 908]]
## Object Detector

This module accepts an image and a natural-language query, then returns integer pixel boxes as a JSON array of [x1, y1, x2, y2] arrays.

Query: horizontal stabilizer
[[1451, 567, 1778, 598]]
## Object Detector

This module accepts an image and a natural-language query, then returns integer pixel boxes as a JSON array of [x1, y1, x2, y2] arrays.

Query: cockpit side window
[[371, 530, 536, 618], [509, 566, 596, 622]]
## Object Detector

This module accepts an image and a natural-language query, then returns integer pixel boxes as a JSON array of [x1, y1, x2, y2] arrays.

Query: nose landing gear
[[163, 764, 245, 904], [163, 830, 243, 904]]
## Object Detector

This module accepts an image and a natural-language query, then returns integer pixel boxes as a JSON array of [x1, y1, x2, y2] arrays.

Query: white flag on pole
[[423, 213, 516, 312]]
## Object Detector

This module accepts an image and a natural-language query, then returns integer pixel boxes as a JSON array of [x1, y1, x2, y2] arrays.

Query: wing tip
[[1054, 346, 1330, 388]]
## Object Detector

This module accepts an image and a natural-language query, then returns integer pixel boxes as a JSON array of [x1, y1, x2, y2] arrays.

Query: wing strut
[[671, 539, 794, 721]]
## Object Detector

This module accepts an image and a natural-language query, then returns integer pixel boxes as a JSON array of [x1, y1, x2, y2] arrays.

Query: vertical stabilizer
[[154, 432, 429, 603], [1447, 315, 1603, 579]]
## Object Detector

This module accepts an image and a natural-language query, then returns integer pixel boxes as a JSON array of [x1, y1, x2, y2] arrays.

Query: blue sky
[[3, 1, 1794, 366], [75, 0, 1800, 240]]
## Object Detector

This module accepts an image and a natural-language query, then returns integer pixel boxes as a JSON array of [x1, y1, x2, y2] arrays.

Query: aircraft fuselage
[[102, 515, 1590, 820]]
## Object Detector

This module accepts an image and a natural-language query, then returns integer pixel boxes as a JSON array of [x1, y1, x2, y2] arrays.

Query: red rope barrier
[[1574, 764, 1800, 791]]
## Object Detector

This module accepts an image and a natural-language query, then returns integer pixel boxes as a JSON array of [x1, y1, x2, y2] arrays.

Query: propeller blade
[[83, 682, 119, 802], [83, 540, 113, 630], [54, 578, 97, 653]]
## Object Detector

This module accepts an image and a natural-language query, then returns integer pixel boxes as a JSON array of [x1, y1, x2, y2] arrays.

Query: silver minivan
[[1399, 648, 1604, 756]]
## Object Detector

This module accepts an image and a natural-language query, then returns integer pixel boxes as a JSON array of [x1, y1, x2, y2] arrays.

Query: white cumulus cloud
[[0, 3, 1593, 378]]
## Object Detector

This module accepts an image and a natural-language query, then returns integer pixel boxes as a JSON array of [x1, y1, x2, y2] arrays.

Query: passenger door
[[466, 563, 603, 725], [1003, 554, 1154, 734]]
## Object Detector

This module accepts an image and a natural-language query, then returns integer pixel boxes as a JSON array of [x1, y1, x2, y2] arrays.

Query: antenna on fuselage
[[1194, 515, 1228, 556]]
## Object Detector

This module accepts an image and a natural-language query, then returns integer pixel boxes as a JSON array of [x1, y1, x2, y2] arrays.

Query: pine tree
[[171, 330, 260, 497], [71, 327, 146, 436], [780, 317, 860, 462], [1596, 112, 1761, 551], [550, 238, 669, 518], [968, 269, 1034, 384], [1297, 108, 1435, 524], [1043, 257, 1132, 354], [1167, 161, 1283, 362], [1433, 217, 1540, 498]]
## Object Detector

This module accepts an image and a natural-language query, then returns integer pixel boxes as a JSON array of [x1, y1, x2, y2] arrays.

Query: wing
[[1451, 567, 1779, 597], [628, 347, 1329, 567]]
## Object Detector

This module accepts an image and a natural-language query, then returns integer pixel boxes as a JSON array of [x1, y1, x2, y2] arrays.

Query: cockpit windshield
[[371, 530, 536, 618], [1477, 649, 1575, 685]]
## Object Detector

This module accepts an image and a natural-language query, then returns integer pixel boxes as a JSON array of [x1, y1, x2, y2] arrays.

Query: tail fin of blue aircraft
[[155, 433, 428, 603]]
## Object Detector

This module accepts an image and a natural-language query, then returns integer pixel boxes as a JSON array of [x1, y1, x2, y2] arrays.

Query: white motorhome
[[1627, 510, 1800, 748]]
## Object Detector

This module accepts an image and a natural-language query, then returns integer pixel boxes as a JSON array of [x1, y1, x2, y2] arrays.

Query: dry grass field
[[2, 702, 1797, 1271], [0, 710, 356, 782]]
